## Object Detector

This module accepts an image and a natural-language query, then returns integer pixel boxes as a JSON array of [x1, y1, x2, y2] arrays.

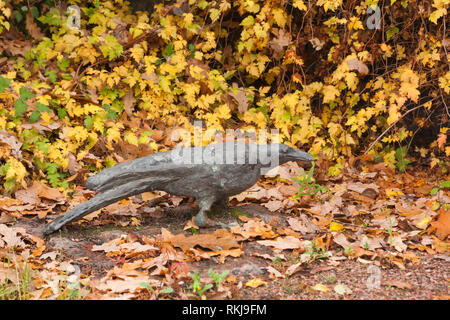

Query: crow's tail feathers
[[44, 177, 156, 235]]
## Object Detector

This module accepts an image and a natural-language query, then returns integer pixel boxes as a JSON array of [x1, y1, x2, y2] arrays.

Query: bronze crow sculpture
[[43, 142, 314, 235]]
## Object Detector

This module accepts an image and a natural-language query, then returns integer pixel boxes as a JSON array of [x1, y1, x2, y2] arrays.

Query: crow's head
[[278, 144, 315, 164]]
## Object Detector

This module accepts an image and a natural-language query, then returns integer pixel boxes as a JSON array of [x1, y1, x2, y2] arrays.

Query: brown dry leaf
[[26, 12, 44, 41], [285, 262, 303, 276], [347, 182, 379, 199], [166, 229, 239, 252], [183, 218, 199, 230], [0, 224, 25, 248], [245, 278, 267, 288], [430, 209, 450, 240], [92, 237, 157, 256], [67, 153, 82, 175], [0, 130, 22, 159], [35, 181, 65, 201], [15, 184, 40, 205], [347, 58, 369, 74], [383, 280, 413, 290], [390, 235, 407, 252], [266, 266, 285, 279], [94, 270, 160, 295], [270, 29, 290, 54], [257, 236, 308, 251], [188, 247, 243, 263], [0, 197, 34, 212], [356, 235, 383, 250], [123, 87, 136, 116], [262, 200, 283, 212], [287, 216, 318, 234], [264, 165, 292, 180], [431, 236, 450, 253], [228, 83, 249, 113], [278, 184, 298, 197], [231, 184, 266, 202], [332, 233, 353, 251], [230, 218, 277, 240]]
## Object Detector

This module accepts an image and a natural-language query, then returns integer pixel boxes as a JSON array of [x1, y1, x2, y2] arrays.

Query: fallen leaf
[[266, 266, 285, 279], [334, 283, 353, 295], [262, 200, 283, 212], [311, 283, 329, 293], [245, 278, 267, 288], [257, 236, 308, 251], [167, 229, 239, 252], [383, 280, 413, 290], [26, 12, 44, 41], [329, 222, 344, 232], [430, 209, 450, 240]]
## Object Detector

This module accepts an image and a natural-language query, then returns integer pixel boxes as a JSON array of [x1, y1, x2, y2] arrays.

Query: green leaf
[[57, 58, 70, 71], [0, 76, 11, 93], [36, 102, 51, 113], [31, 6, 39, 18], [386, 26, 399, 41], [159, 287, 174, 294], [57, 108, 67, 119], [19, 87, 35, 100], [14, 11, 23, 22], [4, 179, 16, 192], [30, 110, 41, 123], [163, 44, 175, 58], [84, 116, 93, 129], [140, 282, 154, 290], [240, 15, 255, 27], [14, 99, 28, 117], [45, 70, 58, 83], [439, 181, 450, 188], [430, 187, 439, 195]]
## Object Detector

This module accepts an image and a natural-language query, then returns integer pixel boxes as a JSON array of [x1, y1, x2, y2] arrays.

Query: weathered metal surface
[[43, 142, 314, 235]]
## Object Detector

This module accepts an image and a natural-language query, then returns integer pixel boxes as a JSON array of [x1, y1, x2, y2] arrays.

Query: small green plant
[[230, 208, 249, 218], [271, 256, 284, 268], [188, 271, 213, 300], [320, 273, 337, 284], [140, 282, 174, 298], [188, 227, 199, 234], [430, 180, 450, 195], [344, 246, 355, 256], [363, 242, 370, 250], [303, 241, 329, 262], [208, 269, 229, 287], [395, 146, 411, 173], [0, 259, 32, 300], [292, 164, 329, 200]]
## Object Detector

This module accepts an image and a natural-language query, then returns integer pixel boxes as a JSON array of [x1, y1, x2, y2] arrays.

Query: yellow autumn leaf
[[311, 284, 329, 293], [245, 278, 267, 288], [329, 222, 344, 232], [293, 0, 307, 10], [385, 188, 404, 197], [322, 85, 340, 103]]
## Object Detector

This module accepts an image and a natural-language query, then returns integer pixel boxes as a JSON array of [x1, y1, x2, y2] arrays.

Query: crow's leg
[[194, 196, 230, 229], [194, 196, 216, 227], [43, 180, 154, 235]]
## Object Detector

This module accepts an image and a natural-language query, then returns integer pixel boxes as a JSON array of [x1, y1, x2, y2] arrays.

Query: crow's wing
[[85, 149, 182, 192], [85, 142, 259, 192]]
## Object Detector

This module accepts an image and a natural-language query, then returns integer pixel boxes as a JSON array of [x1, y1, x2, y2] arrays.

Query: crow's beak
[[290, 149, 315, 162]]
